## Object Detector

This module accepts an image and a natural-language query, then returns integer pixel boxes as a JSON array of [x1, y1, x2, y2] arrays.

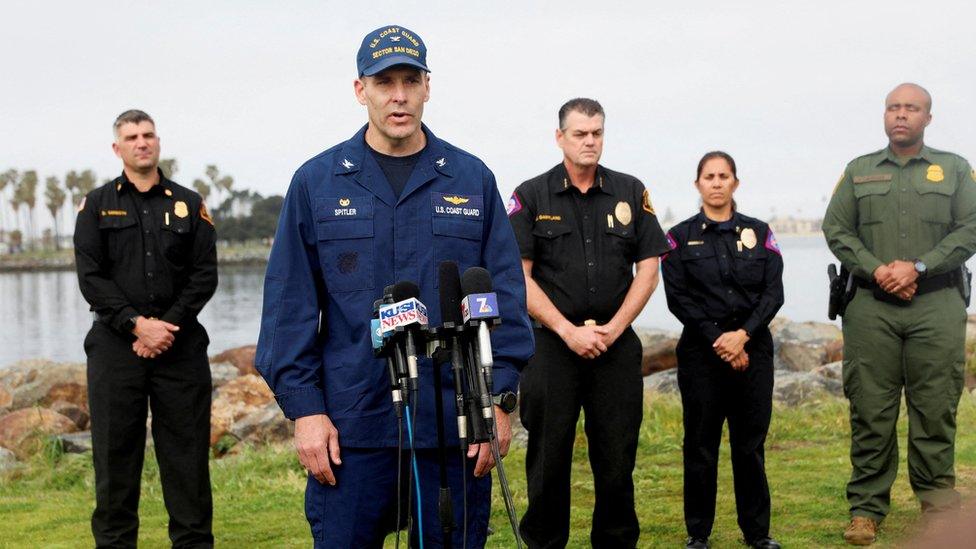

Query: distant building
[[768, 216, 822, 235]]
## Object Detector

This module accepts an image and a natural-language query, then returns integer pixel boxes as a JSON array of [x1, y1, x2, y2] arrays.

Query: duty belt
[[854, 271, 956, 297]]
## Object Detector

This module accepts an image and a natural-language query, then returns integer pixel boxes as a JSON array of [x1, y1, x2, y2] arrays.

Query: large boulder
[[229, 401, 292, 444], [773, 371, 843, 406], [209, 361, 240, 388], [0, 407, 79, 459], [211, 346, 258, 376], [0, 360, 86, 411], [644, 369, 679, 395], [775, 320, 842, 347], [0, 385, 12, 412], [773, 319, 843, 373], [0, 446, 17, 471], [57, 431, 93, 454], [209, 375, 275, 447], [635, 328, 680, 376], [49, 400, 90, 430]]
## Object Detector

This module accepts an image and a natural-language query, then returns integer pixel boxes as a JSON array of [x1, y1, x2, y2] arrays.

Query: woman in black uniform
[[662, 151, 784, 549]]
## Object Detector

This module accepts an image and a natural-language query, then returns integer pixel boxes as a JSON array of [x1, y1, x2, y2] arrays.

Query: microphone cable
[[487, 403, 523, 548], [404, 396, 425, 549]]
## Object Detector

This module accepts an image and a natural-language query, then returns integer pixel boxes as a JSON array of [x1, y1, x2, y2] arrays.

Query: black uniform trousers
[[676, 327, 773, 542], [85, 320, 213, 549], [519, 326, 644, 549]]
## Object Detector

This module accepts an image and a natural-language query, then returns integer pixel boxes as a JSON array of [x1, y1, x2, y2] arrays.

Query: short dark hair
[[696, 151, 738, 181], [558, 98, 604, 130], [113, 109, 154, 136]]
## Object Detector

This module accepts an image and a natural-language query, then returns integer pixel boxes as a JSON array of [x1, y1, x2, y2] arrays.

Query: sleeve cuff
[[112, 306, 141, 333], [742, 317, 761, 337], [491, 361, 520, 395], [699, 321, 723, 343], [859, 258, 884, 281], [160, 306, 184, 326], [275, 387, 327, 421]]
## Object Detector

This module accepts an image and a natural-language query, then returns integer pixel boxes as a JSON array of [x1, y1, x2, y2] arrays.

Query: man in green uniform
[[823, 83, 976, 546]]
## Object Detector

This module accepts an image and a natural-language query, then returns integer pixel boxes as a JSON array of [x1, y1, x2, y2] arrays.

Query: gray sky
[[2, 0, 974, 232]]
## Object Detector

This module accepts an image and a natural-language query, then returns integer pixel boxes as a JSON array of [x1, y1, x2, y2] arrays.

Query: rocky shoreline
[[3, 316, 976, 471], [0, 246, 271, 273]]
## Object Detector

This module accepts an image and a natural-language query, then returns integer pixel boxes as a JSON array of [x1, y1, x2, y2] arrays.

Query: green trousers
[[841, 286, 966, 521]]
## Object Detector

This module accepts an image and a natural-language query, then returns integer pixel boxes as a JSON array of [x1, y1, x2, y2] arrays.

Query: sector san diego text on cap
[[357, 25, 430, 77]]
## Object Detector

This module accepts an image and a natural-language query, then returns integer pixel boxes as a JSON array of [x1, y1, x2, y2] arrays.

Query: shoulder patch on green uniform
[[971, 169, 975, 183], [852, 174, 893, 184]]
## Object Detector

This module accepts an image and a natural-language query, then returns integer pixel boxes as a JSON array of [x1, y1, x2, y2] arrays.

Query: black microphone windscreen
[[391, 281, 421, 302], [438, 261, 463, 324], [460, 266, 493, 295]]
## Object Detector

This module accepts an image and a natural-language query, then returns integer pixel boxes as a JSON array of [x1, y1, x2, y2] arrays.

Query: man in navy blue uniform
[[256, 25, 533, 548]]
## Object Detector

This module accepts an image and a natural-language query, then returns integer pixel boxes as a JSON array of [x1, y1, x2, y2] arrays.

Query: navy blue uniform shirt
[[662, 211, 784, 341], [256, 124, 534, 448]]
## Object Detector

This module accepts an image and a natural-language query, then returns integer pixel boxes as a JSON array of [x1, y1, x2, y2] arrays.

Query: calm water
[[3, 236, 972, 367]]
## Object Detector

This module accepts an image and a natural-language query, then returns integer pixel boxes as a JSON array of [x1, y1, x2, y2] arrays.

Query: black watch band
[[491, 391, 518, 414], [123, 315, 139, 332]]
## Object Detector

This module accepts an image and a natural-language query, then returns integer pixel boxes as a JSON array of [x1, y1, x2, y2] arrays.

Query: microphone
[[438, 261, 472, 448], [460, 267, 500, 425], [379, 281, 429, 392], [460, 267, 500, 375], [373, 297, 402, 417]]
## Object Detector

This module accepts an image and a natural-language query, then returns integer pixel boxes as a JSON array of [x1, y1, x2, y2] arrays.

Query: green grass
[[3, 395, 975, 548]]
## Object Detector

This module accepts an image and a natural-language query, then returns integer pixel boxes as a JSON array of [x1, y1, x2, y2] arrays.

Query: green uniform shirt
[[823, 145, 976, 280]]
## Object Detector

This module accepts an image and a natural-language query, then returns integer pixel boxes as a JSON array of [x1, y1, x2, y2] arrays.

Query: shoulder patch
[[642, 189, 654, 214], [971, 169, 975, 183], [199, 201, 214, 226], [506, 192, 523, 217], [764, 229, 781, 256], [662, 231, 678, 261]]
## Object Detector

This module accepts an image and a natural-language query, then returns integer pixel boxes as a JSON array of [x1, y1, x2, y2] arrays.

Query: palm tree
[[205, 164, 233, 209], [0, 168, 17, 241], [17, 170, 38, 249], [193, 178, 211, 204], [77, 170, 97, 198], [44, 175, 67, 250], [159, 158, 178, 179]]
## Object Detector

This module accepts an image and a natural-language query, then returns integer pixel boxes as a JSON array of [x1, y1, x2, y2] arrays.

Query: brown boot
[[844, 516, 878, 545]]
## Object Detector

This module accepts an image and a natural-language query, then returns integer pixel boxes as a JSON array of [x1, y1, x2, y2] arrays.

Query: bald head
[[887, 82, 932, 112], [883, 83, 932, 154]]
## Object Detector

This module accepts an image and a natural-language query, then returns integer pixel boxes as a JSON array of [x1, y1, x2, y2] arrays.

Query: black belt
[[854, 271, 956, 296], [532, 319, 604, 329]]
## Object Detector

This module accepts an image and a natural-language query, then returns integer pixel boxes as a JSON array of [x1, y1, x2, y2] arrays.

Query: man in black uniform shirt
[[508, 98, 670, 548], [74, 110, 217, 548]]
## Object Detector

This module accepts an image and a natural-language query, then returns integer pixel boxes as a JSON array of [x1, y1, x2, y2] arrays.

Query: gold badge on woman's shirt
[[926, 164, 944, 182], [740, 228, 757, 249], [174, 201, 189, 218], [614, 201, 632, 226]]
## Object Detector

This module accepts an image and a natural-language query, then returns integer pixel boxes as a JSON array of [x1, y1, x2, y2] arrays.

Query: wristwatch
[[914, 259, 927, 278], [122, 315, 140, 332], [491, 391, 518, 414]]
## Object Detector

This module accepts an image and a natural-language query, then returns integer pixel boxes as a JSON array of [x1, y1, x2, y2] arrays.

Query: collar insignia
[[435, 157, 447, 168], [341, 158, 355, 170]]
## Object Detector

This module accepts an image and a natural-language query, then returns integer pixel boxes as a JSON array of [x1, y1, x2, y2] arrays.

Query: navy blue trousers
[[305, 447, 492, 548]]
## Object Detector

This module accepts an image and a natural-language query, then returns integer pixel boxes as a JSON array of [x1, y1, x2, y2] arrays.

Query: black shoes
[[746, 537, 782, 549], [685, 537, 709, 549]]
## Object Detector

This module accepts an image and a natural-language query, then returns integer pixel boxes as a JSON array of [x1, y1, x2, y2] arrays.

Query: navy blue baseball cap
[[357, 25, 430, 77]]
